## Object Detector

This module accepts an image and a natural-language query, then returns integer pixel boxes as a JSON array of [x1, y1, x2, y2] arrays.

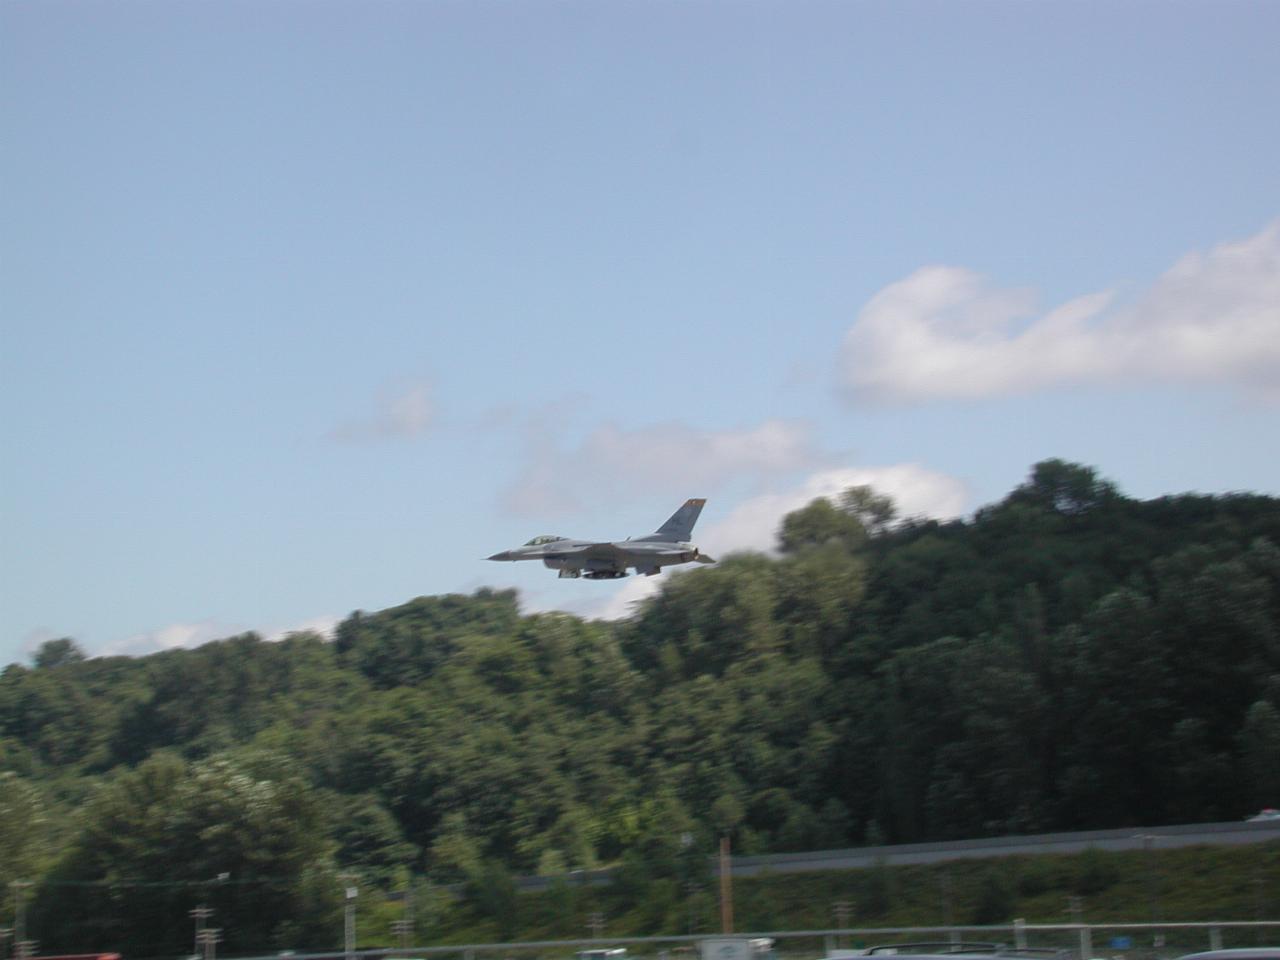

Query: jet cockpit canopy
[[524, 534, 568, 546]]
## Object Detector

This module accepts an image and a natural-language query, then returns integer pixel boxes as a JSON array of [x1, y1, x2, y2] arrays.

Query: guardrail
[[515, 819, 1280, 891]]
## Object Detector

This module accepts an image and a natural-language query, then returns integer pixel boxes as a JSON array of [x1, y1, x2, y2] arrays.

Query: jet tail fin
[[646, 498, 706, 542]]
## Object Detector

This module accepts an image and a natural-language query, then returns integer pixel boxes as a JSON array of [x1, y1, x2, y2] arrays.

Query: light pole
[[339, 876, 358, 960]]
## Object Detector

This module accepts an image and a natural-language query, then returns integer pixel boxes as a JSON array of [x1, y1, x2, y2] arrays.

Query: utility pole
[[391, 885, 414, 950], [196, 928, 221, 960], [190, 904, 215, 956], [341, 879, 359, 960], [718, 836, 733, 935], [391, 919, 411, 950]]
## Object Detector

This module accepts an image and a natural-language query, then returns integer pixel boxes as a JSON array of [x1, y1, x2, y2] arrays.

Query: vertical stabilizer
[[647, 498, 706, 542]]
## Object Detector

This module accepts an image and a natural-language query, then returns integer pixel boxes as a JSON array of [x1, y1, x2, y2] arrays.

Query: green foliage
[[33, 637, 87, 669], [839, 485, 898, 534], [330, 792, 418, 881], [779, 497, 870, 554], [0, 772, 51, 887], [1238, 700, 1280, 807], [1073, 847, 1120, 895], [336, 589, 520, 688], [859, 858, 893, 918], [970, 867, 1015, 924], [28, 752, 338, 954], [466, 859, 519, 940], [1007, 459, 1119, 516]]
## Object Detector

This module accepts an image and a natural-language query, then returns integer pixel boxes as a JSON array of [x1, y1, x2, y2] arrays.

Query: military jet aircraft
[[487, 498, 715, 579]]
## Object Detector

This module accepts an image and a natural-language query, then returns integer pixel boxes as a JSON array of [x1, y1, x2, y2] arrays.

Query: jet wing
[[536, 541, 623, 561]]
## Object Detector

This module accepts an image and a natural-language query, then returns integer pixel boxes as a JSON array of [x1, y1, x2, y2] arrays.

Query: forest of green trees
[[3, 460, 1279, 954]]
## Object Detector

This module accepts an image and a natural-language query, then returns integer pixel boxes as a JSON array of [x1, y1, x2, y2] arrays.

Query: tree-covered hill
[[3, 460, 1279, 953]]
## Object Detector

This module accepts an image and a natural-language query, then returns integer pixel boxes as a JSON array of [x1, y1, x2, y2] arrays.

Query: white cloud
[[701, 463, 970, 557], [503, 417, 830, 516], [262, 613, 340, 642], [103, 618, 244, 657], [99, 612, 340, 658], [591, 575, 668, 620], [840, 221, 1280, 403], [330, 379, 434, 441]]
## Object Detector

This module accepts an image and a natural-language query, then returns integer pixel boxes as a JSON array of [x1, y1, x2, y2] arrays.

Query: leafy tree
[[839, 485, 898, 534], [29, 753, 338, 954], [336, 590, 520, 688], [330, 792, 418, 881], [33, 637, 87, 669], [1007, 459, 1120, 516], [779, 497, 869, 554], [0, 773, 50, 888], [466, 859, 519, 940], [1238, 700, 1280, 810]]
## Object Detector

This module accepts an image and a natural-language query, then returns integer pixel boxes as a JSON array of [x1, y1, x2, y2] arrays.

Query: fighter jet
[[487, 498, 716, 579]]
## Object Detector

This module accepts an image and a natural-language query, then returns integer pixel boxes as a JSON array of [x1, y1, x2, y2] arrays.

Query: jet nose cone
[[487, 551, 513, 561]]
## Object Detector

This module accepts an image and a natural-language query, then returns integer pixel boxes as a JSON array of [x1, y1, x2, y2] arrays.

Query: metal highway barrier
[[515, 818, 1280, 890]]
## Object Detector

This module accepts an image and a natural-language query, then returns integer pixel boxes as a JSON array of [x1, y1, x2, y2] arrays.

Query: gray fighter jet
[[487, 498, 715, 579]]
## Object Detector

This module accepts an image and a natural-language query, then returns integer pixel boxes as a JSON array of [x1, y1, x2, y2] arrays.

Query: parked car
[[1174, 950, 1280, 960], [1245, 808, 1280, 821]]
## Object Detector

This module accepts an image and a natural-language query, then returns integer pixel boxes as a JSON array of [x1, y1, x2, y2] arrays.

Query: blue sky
[[3, 0, 1278, 665]]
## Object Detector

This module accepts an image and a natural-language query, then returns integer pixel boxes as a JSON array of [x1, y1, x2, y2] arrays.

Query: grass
[[358, 841, 1280, 951]]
